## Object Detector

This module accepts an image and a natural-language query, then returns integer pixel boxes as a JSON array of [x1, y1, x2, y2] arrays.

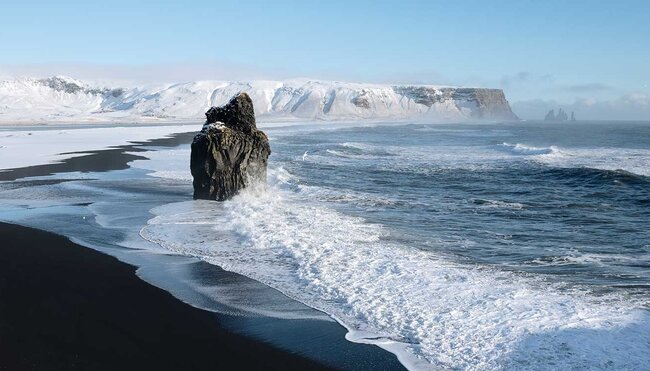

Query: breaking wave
[[324, 142, 396, 159], [140, 166, 650, 370], [498, 142, 560, 156], [497, 142, 650, 177]]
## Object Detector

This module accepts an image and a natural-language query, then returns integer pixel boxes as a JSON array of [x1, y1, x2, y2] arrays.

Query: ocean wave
[[497, 143, 650, 177], [325, 149, 350, 158], [340, 142, 396, 155], [535, 148, 650, 178], [140, 182, 650, 370], [299, 184, 397, 207], [471, 198, 525, 210], [324, 142, 396, 159], [498, 142, 561, 156], [530, 252, 650, 268], [267, 166, 299, 187]]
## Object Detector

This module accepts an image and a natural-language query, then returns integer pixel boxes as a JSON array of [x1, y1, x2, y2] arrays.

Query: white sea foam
[[312, 138, 650, 178], [311, 142, 506, 173], [140, 167, 650, 370], [498, 142, 650, 176], [299, 184, 397, 207], [530, 252, 650, 268], [340, 142, 396, 156], [340, 142, 372, 150], [499, 142, 560, 156], [325, 149, 350, 158], [536, 147, 650, 177], [472, 198, 525, 210], [497, 142, 650, 176]]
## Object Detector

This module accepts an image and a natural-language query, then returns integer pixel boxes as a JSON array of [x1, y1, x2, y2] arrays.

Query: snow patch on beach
[[128, 148, 193, 181], [0, 125, 193, 170]]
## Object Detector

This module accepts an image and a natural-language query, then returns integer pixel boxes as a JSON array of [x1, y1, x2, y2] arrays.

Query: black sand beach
[[0, 130, 196, 182], [0, 222, 327, 370], [0, 128, 405, 370]]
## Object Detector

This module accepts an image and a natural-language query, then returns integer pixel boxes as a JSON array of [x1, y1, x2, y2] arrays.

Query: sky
[[1, 0, 649, 119]]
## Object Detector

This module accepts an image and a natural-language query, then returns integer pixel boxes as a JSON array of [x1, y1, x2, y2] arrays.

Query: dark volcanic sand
[[0, 131, 196, 182], [0, 222, 328, 370], [0, 126, 405, 370]]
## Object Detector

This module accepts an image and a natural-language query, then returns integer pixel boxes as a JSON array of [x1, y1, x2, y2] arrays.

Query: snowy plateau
[[0, 76, 518, 124]]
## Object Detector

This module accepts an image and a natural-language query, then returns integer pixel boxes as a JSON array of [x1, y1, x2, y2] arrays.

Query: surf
[[140, 165, 650, 370]]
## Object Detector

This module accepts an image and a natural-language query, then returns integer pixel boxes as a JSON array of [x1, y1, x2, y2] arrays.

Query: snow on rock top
[[0, 76, 518, 123]]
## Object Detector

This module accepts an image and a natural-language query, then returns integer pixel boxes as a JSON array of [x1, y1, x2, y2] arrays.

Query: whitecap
[[472, 198, 525, 210], [140, 180, 650, 370], [498, 142, 560, 156]]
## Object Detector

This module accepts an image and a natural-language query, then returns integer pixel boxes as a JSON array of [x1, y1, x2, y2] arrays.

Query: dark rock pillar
[[190, 93, 271, 201]]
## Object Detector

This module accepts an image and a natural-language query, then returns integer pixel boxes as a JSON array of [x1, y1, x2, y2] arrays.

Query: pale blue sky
[[1, 0, 649, 119]]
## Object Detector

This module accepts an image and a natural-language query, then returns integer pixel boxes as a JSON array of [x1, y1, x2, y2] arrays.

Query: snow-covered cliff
[[0, 76, 518, 123]]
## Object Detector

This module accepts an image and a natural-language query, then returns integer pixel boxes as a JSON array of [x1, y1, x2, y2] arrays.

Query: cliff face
[[0, 76, 519, 123], [466, 88, 518, 120], [393, 86, 518, 120]]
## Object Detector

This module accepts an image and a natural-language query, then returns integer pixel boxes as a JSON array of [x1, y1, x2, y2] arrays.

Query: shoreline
[[0, 129, 196, 181], [0, 125, 405, 370], [0, 221, 328, 370]]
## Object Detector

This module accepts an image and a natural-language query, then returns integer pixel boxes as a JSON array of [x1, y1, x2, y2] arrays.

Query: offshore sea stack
[[190, 93, 271, 201]]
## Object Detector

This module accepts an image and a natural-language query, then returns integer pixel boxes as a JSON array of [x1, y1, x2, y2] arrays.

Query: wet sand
[[0, 127, 404, 370], [0, 222, 331, 370]]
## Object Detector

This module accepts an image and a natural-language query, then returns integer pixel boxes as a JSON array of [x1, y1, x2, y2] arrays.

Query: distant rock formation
[[190, 93, 271, 201], [570, 111, 576, 121], [544, 108, 571, 121], [544, 109, 556, 121]]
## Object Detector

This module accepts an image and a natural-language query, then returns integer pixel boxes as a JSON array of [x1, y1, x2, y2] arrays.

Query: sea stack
[[544, 109, 556, 121], [190, 93, 271, 201]]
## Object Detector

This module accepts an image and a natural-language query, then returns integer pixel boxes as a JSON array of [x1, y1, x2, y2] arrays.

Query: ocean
[[1, 120, 649, 369]]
